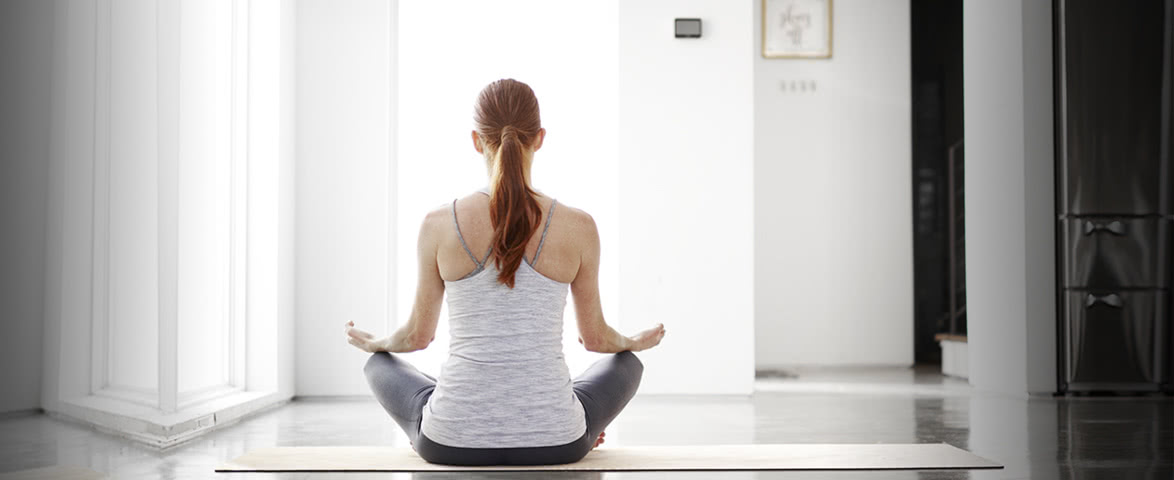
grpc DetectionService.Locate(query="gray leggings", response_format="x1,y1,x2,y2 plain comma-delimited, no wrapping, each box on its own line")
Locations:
363,351,643,466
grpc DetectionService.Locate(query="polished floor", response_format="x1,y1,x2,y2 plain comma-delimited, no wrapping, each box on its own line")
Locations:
1,366,1170,479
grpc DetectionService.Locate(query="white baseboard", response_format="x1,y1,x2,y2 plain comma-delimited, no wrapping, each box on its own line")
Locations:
49,390,290,449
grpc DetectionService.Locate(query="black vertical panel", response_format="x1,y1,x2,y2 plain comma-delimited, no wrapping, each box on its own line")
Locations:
1062,0,1169,215
1057,0,1174,394
1165,0,1174,394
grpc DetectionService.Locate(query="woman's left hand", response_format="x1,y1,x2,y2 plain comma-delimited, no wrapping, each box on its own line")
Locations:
345,321,388,353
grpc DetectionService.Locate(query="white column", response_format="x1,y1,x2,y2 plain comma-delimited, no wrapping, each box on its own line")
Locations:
963,0,1057,397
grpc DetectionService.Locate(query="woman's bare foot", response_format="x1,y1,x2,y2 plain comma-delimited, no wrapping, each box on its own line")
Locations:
591,431,605,450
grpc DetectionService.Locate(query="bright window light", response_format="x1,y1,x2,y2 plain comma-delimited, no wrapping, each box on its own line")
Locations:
397,0,620,377
176,0,234,397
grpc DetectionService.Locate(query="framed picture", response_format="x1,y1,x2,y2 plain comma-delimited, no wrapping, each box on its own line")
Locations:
762,0,833,59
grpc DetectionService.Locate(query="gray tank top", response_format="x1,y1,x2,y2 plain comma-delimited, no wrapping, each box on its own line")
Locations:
420,193,587,448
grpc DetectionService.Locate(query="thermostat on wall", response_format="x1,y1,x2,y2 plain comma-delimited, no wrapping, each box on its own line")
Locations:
675,18,702,38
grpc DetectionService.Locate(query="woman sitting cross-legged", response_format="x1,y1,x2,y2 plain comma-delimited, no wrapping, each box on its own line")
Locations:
345,78,666,466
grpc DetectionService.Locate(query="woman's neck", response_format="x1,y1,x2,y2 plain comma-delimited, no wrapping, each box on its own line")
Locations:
485,157,533,187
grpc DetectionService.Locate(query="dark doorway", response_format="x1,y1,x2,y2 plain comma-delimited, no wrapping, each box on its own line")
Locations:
911,0,966,365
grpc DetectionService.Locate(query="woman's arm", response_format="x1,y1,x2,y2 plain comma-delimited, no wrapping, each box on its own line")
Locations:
346,210,445,353
570,212,665,353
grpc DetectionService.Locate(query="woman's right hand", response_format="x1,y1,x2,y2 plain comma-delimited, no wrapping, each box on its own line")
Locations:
345,321,389,353
626,323,666,352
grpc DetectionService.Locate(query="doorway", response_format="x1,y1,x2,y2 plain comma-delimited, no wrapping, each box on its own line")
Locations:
911,0,966,366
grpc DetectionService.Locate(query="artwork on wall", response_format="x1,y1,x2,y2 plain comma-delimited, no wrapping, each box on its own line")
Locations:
762,0,833,59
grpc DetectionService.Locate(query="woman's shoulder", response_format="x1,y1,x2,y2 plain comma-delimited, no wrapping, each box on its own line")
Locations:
550,200,595,233
419,191,482,236
547,199,599,250
434,191,489,223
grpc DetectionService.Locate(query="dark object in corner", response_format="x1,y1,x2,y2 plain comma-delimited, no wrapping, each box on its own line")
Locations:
1054,0,1174,395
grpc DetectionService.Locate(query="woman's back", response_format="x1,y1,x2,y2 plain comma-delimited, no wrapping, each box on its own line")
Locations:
421,190,588,448
436,191,584,284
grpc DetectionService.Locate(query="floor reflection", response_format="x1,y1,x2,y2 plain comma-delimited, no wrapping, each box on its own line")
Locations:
1055,398,1172,479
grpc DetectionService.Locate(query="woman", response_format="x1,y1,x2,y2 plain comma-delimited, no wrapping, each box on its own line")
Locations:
344,78,666,466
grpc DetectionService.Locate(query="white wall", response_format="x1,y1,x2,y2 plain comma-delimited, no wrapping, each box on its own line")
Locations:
294,0,756,396
618,0,756,394
295,0,394,396
963,0,1056,397
0,0,52,414
753,0,913,368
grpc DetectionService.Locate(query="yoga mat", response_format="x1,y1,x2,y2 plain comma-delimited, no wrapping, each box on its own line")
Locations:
217,443,1002,472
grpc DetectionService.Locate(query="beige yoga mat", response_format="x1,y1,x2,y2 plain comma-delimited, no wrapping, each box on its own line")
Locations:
217,443,1002,472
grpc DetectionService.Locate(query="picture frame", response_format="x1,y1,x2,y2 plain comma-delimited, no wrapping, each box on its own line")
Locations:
762,0,833,59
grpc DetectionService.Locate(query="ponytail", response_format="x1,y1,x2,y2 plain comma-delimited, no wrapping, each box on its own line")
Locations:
475,79,543,288
488,126,541,288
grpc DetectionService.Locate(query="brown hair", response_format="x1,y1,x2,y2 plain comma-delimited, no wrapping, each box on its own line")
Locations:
474,79,542,288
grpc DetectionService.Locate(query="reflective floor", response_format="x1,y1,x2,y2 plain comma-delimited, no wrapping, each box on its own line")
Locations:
1,366,1170,479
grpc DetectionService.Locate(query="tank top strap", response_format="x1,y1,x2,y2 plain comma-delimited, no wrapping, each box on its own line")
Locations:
451,199,485,268
531,198,558,265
